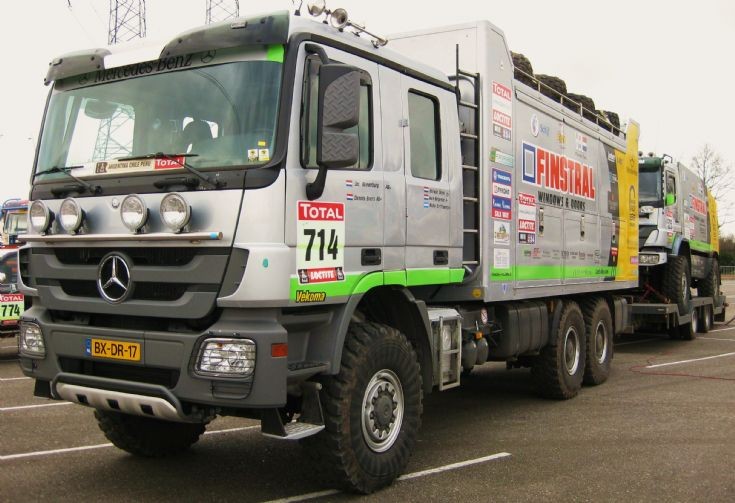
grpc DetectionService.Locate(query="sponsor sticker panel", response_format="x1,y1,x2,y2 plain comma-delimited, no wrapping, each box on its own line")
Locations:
296,201,345,286
492,81,513,141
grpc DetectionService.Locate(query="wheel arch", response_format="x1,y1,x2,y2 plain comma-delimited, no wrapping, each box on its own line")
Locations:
672,237,691,266
316,286,434,395
359,286,435,395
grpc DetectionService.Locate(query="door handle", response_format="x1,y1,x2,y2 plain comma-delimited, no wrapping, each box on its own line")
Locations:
538,207,544,235
361,248,382,266
580,214,585,240
433,250,449,266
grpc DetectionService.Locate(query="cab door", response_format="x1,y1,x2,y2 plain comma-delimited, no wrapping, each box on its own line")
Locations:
664,169,682,233
284,44,383,304
400,76,452,281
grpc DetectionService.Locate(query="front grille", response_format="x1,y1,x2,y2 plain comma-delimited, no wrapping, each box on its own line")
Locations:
59,357,180,389
53,247,203,266
25,246,231,319
59,279,189,301
18,248,31,287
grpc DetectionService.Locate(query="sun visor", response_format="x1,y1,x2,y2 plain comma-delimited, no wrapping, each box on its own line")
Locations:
159,11,289,59
44,48,111,85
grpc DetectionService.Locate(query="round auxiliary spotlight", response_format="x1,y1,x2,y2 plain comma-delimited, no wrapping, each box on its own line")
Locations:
120,194,148,233
59,198,84,233
160,193,191,233
306,0,326,16
29,200,52,234
330,8,349,29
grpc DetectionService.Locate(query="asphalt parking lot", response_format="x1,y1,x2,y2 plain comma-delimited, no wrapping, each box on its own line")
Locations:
2,286,735,502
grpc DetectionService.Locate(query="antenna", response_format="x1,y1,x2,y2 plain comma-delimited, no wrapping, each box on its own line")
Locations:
93,1,147,161
206,0,240,24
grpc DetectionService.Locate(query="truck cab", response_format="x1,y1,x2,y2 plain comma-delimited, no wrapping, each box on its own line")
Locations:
0,199,28,257
17,6,641,493
638,154,721,315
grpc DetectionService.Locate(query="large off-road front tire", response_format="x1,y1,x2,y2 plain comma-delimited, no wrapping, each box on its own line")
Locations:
303,322,422,494
582,298,613,386
94,410,206,457
662,255,691,315
532,301,586,399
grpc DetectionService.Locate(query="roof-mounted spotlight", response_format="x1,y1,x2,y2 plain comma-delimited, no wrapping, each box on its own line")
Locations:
330,8,349,29
306,1,388,48
307,0,326,16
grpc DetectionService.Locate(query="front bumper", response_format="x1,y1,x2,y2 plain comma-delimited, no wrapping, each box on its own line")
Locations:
19,305,289,418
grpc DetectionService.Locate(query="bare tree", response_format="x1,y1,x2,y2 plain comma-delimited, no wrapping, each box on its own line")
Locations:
691,144,734,229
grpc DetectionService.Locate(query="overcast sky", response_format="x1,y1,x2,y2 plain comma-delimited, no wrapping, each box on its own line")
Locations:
2,1,734,232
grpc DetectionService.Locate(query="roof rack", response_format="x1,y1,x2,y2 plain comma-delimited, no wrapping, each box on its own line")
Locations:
512,66,625,139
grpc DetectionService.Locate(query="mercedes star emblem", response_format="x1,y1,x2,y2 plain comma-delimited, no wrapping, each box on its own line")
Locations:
97,253,133,303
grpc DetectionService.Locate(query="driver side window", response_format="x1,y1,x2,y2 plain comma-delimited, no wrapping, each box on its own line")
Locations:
300,55,372,170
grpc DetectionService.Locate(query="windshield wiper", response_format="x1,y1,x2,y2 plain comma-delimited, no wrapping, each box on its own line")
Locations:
33,165,101,195
117,152,224,189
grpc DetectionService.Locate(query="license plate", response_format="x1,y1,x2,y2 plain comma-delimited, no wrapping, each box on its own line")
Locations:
85,338,141,362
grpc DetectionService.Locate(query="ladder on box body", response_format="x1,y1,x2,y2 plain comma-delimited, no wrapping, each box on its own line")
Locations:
450,45,481,282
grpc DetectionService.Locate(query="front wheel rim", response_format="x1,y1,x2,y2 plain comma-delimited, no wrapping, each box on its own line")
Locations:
563,326,581,375
681,273,688,302
361,369,404,453
691,308,698,333
594,320,608,364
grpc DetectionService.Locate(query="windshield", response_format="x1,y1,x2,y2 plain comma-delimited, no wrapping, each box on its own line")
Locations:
3,212,27,236
36,51,282,182
639,168,662,205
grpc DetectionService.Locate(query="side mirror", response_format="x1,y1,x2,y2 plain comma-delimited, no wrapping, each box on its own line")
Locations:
0,272,6,284
317,64,360,168
307,63,360,200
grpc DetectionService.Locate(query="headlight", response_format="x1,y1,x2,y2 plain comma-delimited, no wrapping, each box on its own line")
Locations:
29,200,52,234
19,321,45,357
196,338,256,377
639,253,661,265
120,195,148,232
59,198,84,233
160,193,190,232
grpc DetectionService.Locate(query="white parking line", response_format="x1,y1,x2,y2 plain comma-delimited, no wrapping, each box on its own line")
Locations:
616,338,659,346
264,452,512,503
708,326,735,333
0,425,258,461
203,425,258,436
0,443,112,461
645,351,735,369
0,402,72,412
699,337,735,342
0,376,30,381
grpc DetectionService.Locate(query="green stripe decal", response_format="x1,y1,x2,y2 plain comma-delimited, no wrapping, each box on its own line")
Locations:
406,269,451,286
689,239,712,253
290,268,464,301
266,44,285,63
490,265,617,282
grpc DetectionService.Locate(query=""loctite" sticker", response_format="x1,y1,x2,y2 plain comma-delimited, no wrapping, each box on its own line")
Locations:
297,201,345,285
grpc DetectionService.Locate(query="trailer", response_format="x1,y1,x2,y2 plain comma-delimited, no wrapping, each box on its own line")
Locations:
626,295,724,340
18,5,647,493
